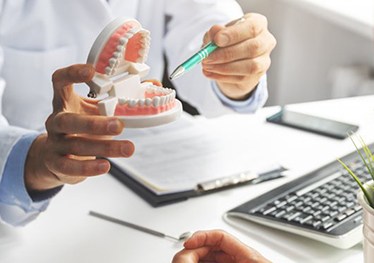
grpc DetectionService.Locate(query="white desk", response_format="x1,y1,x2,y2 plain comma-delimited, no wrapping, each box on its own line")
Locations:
1,96,374,263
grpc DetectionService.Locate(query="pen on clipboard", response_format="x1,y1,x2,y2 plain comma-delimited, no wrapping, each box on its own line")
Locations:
196,166,287,192
169,16,246,80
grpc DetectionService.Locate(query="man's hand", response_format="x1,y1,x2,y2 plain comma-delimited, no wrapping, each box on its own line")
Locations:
25,64,135,191
172,230,271,263
202,13,276,100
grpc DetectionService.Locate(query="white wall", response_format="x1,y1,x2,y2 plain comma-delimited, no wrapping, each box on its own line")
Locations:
237,0,374,106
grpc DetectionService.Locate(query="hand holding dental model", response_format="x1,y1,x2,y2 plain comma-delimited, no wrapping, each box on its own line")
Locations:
25,18,184,191
24,63,135,191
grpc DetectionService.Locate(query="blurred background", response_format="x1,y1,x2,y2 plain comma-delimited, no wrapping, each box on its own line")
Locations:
237,0,374,106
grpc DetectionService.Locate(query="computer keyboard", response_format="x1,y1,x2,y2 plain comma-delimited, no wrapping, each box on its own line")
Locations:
224,143,374,249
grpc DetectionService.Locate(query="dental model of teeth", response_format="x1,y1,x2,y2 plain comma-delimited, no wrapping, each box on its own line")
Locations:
86,18,182,128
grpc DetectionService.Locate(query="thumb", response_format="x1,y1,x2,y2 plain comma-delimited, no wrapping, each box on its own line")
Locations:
51,64,95,112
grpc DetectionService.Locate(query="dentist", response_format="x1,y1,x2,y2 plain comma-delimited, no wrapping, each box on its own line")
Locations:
0,0,276,226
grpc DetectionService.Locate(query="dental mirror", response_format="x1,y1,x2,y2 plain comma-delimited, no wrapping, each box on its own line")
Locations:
89,211,191,242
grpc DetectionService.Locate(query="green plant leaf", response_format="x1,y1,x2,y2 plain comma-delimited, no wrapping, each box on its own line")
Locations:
359,135,374,181
349,135,373,177
337,159,374,208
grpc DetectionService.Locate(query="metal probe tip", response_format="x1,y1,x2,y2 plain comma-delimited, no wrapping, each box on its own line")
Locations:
169,66,185,80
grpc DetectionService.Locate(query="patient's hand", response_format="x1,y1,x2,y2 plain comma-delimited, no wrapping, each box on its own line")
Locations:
172,230,271,263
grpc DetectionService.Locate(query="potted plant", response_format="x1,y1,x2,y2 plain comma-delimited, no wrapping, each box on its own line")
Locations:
338,135,374,263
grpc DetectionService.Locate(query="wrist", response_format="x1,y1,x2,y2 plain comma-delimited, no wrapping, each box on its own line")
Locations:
24,134,63,192
217,80,259,101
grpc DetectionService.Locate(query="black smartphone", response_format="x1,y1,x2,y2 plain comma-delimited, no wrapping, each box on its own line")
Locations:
266,108,359,139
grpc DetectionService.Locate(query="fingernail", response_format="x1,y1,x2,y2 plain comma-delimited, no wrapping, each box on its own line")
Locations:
122,142,134,157
108,119,121,133
217,33,230,46
98,162,109,172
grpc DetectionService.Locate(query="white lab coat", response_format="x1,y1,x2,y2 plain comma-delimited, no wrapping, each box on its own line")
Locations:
0,0,244,196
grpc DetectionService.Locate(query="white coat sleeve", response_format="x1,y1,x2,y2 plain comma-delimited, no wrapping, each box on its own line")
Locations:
164,0,267,117
0,45,52,226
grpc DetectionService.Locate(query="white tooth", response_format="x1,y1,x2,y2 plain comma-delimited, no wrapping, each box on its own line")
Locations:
166,94,171,103
152,96,160,107
118,98,128,105
141,30,150,37
141,37,151,47
105,67,112,75
119,37,128,45
116,45,124,52
145,98,152,106
160,96,166,105
113,52,121,58
138,99,145,107
109,58,116,66
138,49,145,56
129,99,138,107
128,29,137,34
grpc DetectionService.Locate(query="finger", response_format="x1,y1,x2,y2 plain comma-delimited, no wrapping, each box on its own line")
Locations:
203,56,271,77
51,64,95,112
45,155,111,180
172,247,211,263
184,230,254,258
206,24,224,45
214,13,268,47
204,31,276,64
203,31,212,46
46,112,124,136
58,137,134,158
52,64,95,91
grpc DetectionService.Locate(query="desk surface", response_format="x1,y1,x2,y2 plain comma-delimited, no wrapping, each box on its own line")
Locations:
2,95,374,263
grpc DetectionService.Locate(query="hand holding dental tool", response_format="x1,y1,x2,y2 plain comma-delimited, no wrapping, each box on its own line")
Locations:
171,13,277,101
169,17,245,81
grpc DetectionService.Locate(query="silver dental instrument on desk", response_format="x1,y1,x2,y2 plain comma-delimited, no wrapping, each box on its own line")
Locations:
89,211,191,242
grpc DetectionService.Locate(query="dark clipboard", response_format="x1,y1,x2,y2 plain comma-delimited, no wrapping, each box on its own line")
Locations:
109,161,287,207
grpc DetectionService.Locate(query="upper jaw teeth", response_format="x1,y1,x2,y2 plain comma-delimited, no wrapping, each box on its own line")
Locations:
105,28,150,75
